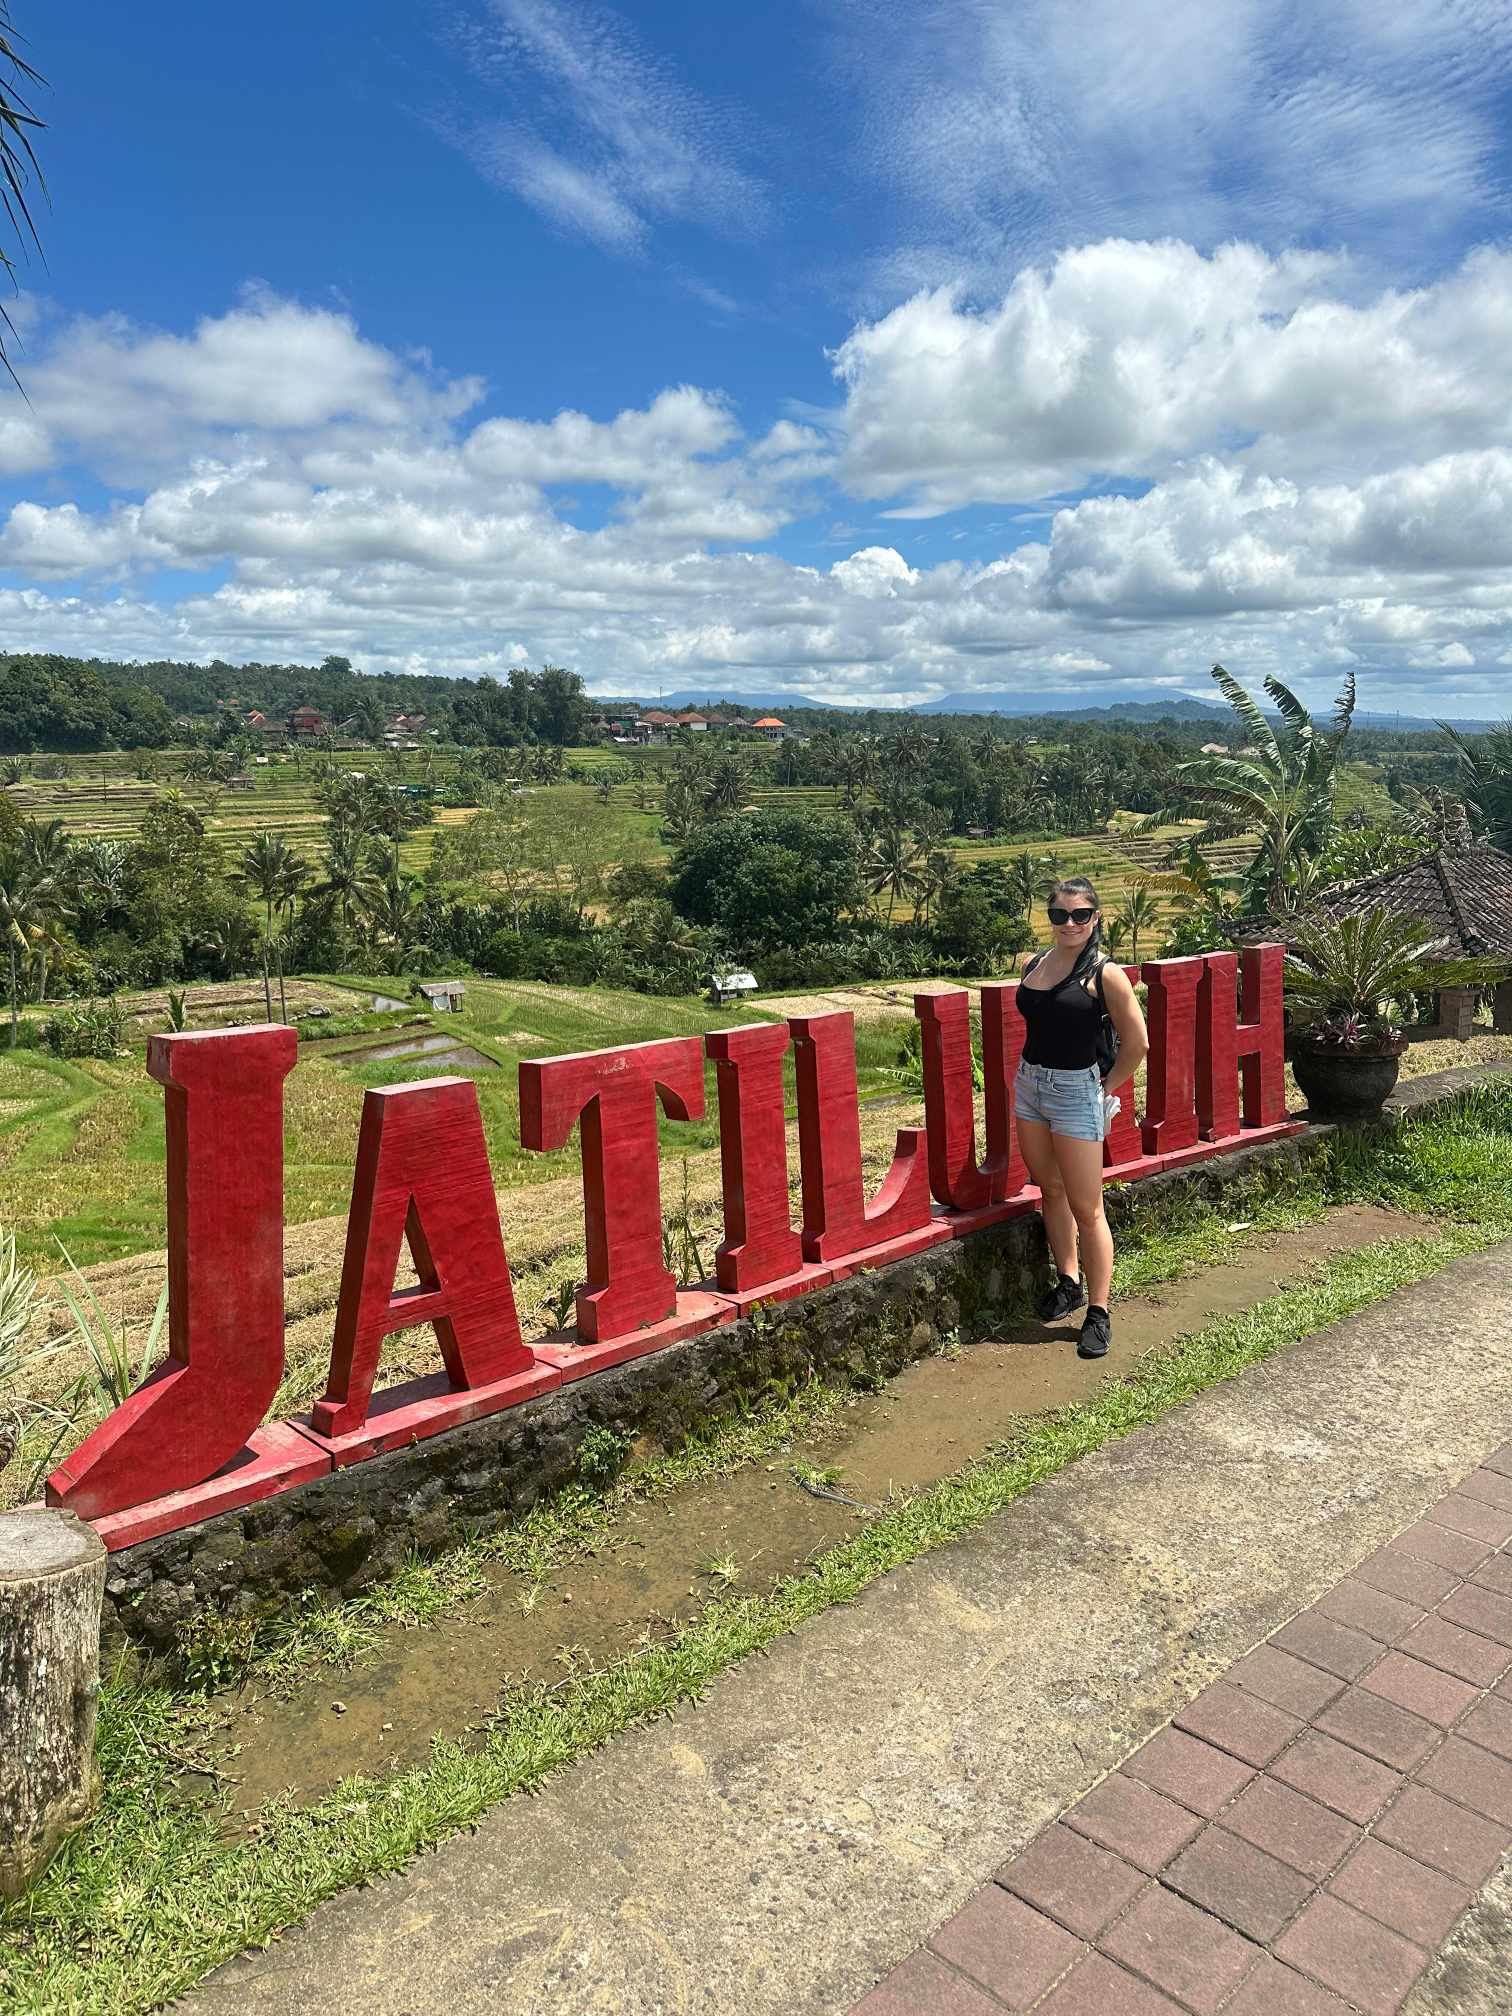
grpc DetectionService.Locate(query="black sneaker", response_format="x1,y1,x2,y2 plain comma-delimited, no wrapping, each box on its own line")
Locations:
1037,1273,1087,1322
1078,1306,1112,1359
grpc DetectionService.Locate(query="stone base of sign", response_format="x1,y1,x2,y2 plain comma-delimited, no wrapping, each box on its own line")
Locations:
89,1067,1509,1656
289,1362,561,1470
715,1264,838,1318
93,1422,332,1551
534,1292,736,1383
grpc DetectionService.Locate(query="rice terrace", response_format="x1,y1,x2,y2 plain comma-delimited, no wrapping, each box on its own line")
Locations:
5,6,1512,2015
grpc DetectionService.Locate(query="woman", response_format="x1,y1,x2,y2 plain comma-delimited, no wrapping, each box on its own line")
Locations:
1014,875,1148,1359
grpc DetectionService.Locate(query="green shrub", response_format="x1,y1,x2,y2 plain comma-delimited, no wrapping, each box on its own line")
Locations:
577,1423,630,1491
41,997,126,1058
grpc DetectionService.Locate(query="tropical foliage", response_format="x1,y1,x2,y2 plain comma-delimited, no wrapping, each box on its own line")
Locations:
1165,664,1358,913
1283,908,1497,1050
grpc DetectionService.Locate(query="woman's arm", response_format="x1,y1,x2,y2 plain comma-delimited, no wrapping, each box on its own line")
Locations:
1099,961,1148,1094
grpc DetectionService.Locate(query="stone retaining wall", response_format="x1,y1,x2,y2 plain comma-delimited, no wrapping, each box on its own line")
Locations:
100,1064,1508,1655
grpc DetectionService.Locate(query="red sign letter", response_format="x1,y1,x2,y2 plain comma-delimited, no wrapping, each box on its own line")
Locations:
915,990,993,1209
49,1026,297,1519
519,1036,705,1341
309,1077,551,1450
980,982,1032,1201
1102,965,1156,1174
788,1011,934,1264
1140,957,1204,1156
706,1024,804,1293
1196,945,1288,1138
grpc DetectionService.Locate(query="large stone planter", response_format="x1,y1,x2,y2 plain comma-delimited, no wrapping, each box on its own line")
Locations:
1292,1043,1404,1119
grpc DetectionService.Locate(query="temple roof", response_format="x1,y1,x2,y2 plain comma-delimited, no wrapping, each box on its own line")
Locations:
1302,842,1512,959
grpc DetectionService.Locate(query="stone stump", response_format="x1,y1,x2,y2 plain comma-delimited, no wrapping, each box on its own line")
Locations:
0,1507,106,1900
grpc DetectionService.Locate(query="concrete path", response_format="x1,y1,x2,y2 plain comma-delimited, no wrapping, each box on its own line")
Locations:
187,1241,1512,2016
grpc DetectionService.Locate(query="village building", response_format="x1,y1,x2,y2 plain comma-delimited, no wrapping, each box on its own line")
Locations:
287,705,329,739
751,715,787,742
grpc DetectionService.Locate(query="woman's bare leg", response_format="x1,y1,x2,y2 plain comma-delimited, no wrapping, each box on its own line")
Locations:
1017,1116,1079,1280
1053,1133,1113,1306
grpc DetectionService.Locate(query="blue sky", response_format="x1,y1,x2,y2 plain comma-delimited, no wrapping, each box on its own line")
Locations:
2,0,1512,710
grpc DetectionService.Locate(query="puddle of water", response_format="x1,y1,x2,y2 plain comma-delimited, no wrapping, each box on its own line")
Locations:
330,1033,499,1070
205,1203,1431,1819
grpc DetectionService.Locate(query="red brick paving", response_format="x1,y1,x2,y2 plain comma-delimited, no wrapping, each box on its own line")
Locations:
1327,1836,1472,1948
1313,1576,1421,1646
1274,1894,1427,2014
1099,1882,1258,2012
1121,1727,1255,1817
1174,1682,1303,1768
995,1823,1145,1941
848,1448,1512,2015
1059,1771,1202,1873
1219,1775,1357,1882
928,1887,1082,2010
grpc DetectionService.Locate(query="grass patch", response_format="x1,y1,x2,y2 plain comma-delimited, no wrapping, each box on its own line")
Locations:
4,1084,1511,2012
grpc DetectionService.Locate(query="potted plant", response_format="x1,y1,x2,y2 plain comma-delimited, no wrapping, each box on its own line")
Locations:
1283,908,1495,1118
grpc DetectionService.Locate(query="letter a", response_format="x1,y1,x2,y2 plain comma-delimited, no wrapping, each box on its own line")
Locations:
313,1077,536,1439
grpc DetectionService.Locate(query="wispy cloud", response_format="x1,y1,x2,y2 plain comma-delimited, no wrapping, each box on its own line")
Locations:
446,0,768,252
829,0,1512,296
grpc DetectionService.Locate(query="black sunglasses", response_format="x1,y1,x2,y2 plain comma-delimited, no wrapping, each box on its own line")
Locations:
1047,905,1097,926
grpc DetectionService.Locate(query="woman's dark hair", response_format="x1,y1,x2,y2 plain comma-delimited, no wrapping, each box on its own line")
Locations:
1049,875,1104,983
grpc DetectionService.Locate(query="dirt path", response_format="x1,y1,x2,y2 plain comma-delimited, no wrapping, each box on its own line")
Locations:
209,1200,1429,1819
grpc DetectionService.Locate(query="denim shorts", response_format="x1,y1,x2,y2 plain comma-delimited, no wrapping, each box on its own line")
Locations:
1015,1060,1107,1143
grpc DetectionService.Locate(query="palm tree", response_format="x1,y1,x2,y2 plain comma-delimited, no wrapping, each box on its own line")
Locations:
837,738,880,807
915,848,955,924
319,828,376,937
361,845,427,975
660,771,704,844
867,824,925,919
205,911,258,980
74,837,128,926
702,755,748,819
890,723,932,777
1167,664,1357,913
16,820,70,1004
0,9,45,389
237,833,309,1021
1116,881,1161,963
0,852,62,1045
1438,719,1512,852
1003,850,1053,923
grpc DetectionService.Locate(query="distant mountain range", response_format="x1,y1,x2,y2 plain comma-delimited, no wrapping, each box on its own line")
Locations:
590,687,1493,732
595,689,825,712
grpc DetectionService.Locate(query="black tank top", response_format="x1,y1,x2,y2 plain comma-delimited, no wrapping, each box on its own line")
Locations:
1016,957,1102,1069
